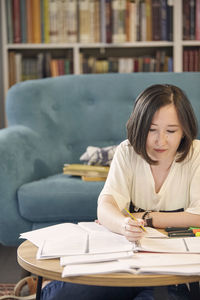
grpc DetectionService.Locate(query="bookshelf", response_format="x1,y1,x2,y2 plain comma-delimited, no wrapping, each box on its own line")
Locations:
1,0,200,127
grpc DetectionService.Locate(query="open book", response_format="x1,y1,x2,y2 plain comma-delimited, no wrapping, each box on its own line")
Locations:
135,236,200,253
20,221,200,260
62,253,200,277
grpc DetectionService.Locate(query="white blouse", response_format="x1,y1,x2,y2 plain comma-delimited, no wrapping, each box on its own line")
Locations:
99,139,200,215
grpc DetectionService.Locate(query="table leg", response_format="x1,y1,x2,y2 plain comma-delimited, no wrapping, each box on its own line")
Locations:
36,276,43,300
153,286,168,300
189,282,200,300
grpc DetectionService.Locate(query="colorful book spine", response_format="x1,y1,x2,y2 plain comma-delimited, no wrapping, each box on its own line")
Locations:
190,0,196,40
32,0,41,43
152,0,161,41
6,0,13,43
43,0,50,43
49,0,58,43
20,0,27,43
196,0,200,40
106,0,112,43
100,0,106,43
160,0,167,40
26,0,33,43
167,0,173,41
67,0,78,43
146,0,152,41
79,0,91,43
13,0,21,43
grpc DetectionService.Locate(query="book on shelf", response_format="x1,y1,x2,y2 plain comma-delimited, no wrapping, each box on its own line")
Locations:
8,51,73,86
183,48,200,71
6,0,178,44
105,0,112,43
20,0,27,43
196,0,200,40
146,0,152,41
152,0,161,40
79,49,173,74
32,0,42,43
78,0,91,43
167,0,173,41
112,0,126,43
190,0,196,40
42,0,50,43
26,0,33,43
13,0,21,43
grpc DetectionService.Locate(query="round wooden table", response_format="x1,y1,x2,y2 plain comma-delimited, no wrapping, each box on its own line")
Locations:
17,240,200,300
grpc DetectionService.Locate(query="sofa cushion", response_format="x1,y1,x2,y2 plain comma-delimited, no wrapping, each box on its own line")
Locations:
18,174,104,223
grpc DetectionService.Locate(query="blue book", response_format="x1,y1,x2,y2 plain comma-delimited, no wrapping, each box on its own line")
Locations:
160,0,167,41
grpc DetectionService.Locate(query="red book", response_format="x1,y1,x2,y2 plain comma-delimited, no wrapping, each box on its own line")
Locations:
188,49,194,71
13,0,21,43
194,49,199,71
26,0,33,43
183,49,189,71
183,0,190,40
105,0,112,43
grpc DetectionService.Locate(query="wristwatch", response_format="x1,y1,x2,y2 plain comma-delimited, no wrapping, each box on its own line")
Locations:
142,211,154,227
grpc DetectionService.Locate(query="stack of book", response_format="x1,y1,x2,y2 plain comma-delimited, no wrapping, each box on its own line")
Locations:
63,164,109,181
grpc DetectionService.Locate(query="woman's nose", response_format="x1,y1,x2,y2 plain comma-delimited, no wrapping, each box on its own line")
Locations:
156,132,167,146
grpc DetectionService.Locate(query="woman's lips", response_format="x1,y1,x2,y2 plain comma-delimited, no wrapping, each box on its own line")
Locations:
154,149,167,153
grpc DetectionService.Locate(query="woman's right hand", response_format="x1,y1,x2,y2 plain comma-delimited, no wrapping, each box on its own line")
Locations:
122,217,145,242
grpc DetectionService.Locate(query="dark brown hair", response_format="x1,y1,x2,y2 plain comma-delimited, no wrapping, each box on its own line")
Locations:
126,84,198,164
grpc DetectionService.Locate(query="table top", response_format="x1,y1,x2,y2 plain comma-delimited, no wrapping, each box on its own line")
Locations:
17,240,200,287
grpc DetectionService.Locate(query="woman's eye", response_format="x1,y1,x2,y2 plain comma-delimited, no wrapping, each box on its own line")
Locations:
167,130,176,133
149,128,156,132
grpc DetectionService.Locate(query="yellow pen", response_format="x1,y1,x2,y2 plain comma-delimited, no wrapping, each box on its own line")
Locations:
124,208,146,232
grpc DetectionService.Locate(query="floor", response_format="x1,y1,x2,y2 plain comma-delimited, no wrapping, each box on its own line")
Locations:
0,244,28,283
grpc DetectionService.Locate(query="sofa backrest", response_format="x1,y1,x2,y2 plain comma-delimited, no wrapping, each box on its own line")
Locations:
6,72,200,175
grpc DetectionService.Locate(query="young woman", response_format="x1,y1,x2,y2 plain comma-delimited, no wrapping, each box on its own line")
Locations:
41,84,200,300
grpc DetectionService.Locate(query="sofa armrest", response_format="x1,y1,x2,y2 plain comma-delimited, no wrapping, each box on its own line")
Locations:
0,125,45,246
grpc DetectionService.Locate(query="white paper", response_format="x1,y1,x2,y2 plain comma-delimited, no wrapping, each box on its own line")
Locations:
62,261,132,277
137,236,200,253
20,223,86,247
89,231,133,254
119,253,200,268
78,222,111,233
37,231,88,259
138,264,200,276
144,227,168,238
60,251,133,266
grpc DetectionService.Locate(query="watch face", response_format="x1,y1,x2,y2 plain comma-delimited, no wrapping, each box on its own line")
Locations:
146,218,153,227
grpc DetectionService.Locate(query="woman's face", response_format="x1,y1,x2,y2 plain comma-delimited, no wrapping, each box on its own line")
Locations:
146,104,184,164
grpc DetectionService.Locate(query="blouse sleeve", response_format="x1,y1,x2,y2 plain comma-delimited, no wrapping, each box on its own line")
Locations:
98,140,134,211
186,142,200,215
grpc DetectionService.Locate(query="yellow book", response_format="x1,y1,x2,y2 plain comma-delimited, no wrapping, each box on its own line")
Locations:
81,176,107,181
32,0,41,43
43,0,50,43
63,164,109,178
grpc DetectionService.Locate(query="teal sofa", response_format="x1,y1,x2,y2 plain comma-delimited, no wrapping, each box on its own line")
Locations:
1,72,200,246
